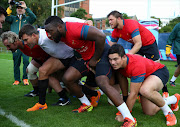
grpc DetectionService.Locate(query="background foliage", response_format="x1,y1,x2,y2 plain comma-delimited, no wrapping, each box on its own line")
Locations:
0,0,179,33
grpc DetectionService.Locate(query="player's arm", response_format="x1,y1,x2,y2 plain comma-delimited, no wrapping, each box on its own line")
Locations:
126,81,142,111
109,32,118,46
128,35,142,54
86,26,106,67
117,72,129,100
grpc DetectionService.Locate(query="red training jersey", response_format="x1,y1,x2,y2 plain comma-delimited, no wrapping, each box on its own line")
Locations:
61,22,95,61
20,44,49,63
119,54,165,83
111,19,155,46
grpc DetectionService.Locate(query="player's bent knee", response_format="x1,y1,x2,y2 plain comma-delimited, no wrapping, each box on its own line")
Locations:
39,66,49,77
143,110,157,116
27,62,38,80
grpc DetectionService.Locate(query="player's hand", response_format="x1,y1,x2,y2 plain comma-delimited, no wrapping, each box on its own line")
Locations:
19,1,27,9
8,0,11,4
85,20,93,26
85,60,96,74
166,53,170,57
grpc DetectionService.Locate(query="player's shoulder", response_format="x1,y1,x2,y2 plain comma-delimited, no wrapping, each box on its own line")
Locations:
125,19,138,26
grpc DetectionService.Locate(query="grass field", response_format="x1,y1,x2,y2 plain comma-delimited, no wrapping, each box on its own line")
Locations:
0,52,180,127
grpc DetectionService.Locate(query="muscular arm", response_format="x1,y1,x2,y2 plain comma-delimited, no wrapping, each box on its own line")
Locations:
126,82,142,111
117,72,129,97
86,26,106,67
128,35,142,54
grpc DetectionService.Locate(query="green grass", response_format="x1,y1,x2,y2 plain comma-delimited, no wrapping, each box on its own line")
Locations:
0,52,180,127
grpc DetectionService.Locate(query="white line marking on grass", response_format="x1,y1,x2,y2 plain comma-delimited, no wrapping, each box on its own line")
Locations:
0,107,31,127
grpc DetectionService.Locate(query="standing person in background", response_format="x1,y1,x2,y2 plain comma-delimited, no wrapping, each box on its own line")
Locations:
166,23,180,87
0,6,7,28
107,10,169,98
5,0,36,85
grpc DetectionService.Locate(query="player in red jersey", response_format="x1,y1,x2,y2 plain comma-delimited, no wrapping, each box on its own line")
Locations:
107,10,169,101
108,44,180,126
1,31,70,105
44,16,137,127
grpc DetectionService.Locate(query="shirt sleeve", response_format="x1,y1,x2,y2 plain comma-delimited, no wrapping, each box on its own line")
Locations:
111,30,118,42
80,25,89,40
130,64,145,83
128,20,140,38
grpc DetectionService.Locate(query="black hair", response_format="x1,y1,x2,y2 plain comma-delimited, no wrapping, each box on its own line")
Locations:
0,6,7,17
108,44,125,57
107,10,123,19
19,24,38,39
44,16,64,26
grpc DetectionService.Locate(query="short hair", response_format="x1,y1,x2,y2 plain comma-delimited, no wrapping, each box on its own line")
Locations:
1,31,19,44
0,6,7,17
44,16,64,26
19,24,38,39
107,10,123,19
108,44,125,57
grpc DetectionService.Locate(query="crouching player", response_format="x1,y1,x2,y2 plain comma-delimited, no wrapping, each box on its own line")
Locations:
108,44,180,126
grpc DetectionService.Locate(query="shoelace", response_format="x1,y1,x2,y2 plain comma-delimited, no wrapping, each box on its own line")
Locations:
122,119,130,126
166,113,174,121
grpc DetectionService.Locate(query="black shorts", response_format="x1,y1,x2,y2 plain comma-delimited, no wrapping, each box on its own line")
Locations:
72,43,112,79
59,56,76,68
151,66,169,86
85,71,97,87
33,55,51,65
137,41,160,61
176,55,180,65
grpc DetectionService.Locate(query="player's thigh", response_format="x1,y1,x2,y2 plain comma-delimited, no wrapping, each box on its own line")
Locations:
40,57,65,75
140,75,163,94
63,59,88,82
140,95,160,116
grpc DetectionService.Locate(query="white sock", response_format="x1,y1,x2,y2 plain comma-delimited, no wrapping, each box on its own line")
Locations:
164,95,177,105
78,94,91,106
117,102,135,122
170,75,177,82
99,89,104,95
160,104,172,116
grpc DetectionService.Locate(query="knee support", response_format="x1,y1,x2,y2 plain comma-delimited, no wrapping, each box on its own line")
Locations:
27,62,39,80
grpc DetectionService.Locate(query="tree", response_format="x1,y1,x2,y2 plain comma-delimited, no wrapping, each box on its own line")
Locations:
70,8,87,19
159,17,180,33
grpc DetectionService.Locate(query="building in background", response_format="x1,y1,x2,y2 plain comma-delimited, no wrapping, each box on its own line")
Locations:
59,0,92,18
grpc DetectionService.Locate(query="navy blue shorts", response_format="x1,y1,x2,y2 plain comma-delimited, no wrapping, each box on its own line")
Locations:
59,56,76,68
137,41,160,61
151,66,169,86
71,43,112,79
176,55,180,65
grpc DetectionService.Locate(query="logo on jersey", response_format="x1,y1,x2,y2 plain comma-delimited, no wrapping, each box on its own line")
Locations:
72,40,75,45
75,46,88,53
119,34,122,37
